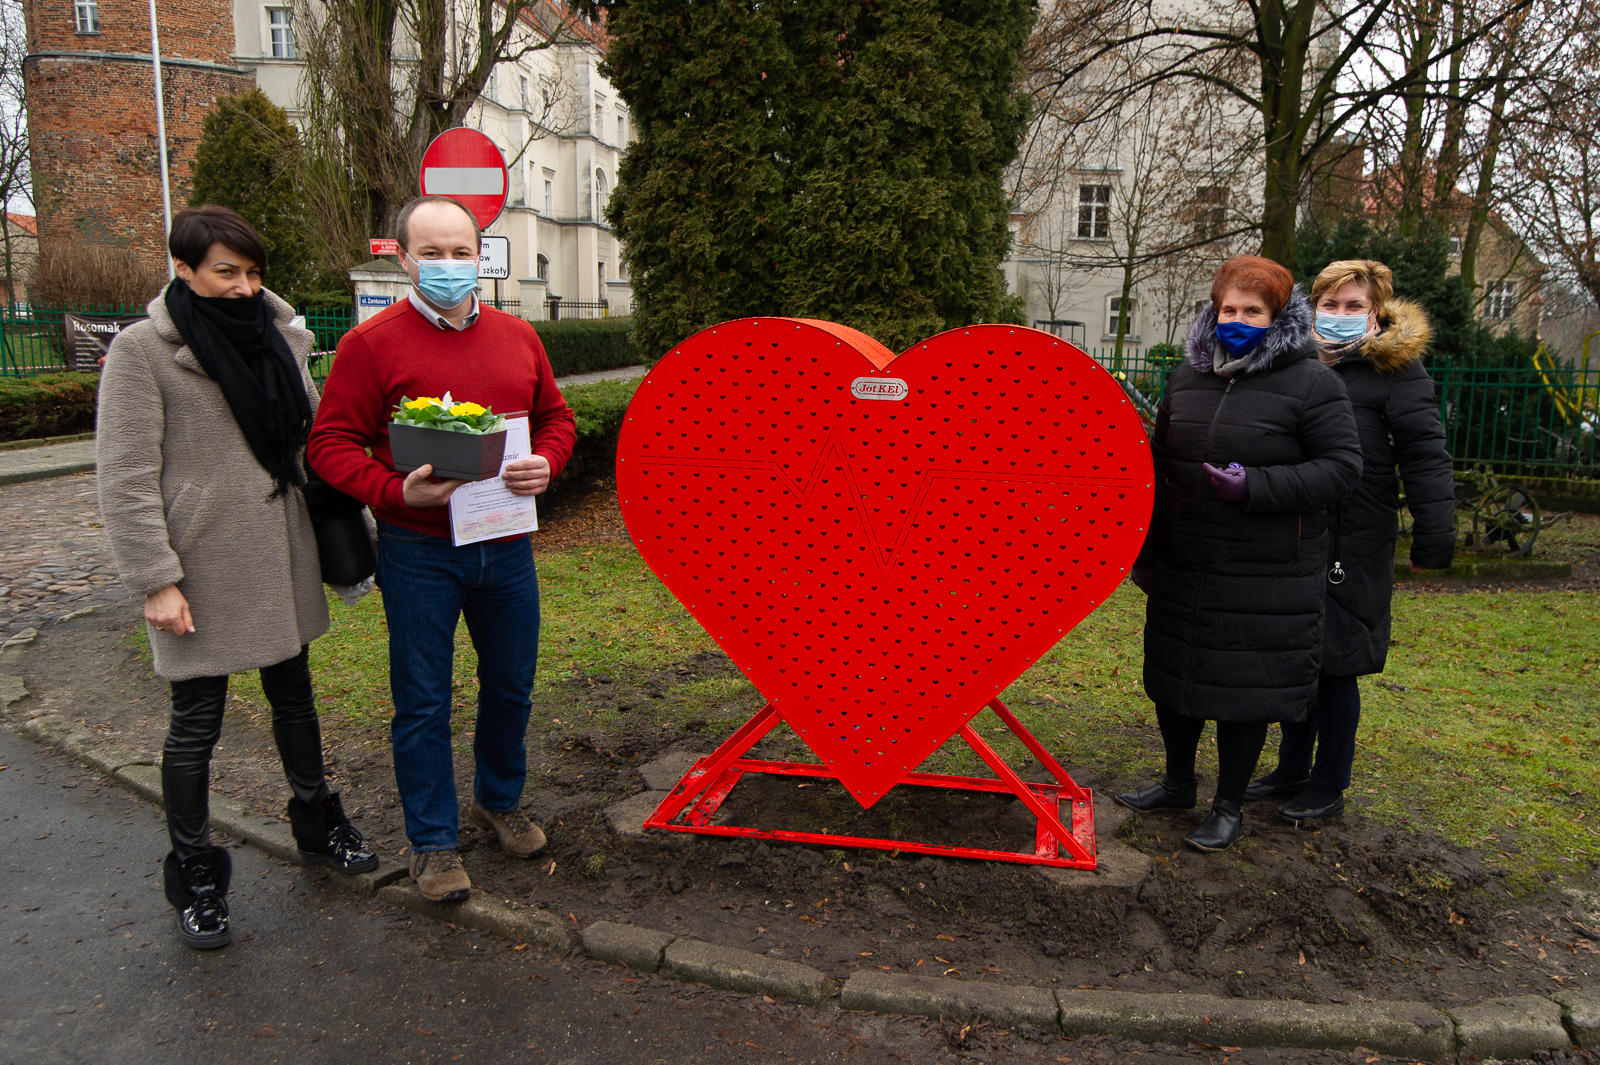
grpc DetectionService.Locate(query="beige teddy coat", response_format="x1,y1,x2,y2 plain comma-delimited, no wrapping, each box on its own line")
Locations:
96,286,330,681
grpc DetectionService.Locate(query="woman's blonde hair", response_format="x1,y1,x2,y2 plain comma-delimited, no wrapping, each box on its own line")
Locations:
1311,259,1394,314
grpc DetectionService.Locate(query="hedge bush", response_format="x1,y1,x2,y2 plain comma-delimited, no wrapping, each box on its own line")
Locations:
556,376,640,482
536,319,641,377
0,373,100,442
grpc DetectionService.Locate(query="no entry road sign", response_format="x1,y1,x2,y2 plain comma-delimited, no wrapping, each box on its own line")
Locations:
419,128,509,230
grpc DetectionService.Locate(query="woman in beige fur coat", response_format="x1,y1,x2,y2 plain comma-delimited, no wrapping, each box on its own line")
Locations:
96,206,375,950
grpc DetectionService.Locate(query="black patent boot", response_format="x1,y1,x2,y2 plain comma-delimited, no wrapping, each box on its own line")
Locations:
1115,777,1198,812
163,846,232,950
288,792,379,874
1185,799,1244,853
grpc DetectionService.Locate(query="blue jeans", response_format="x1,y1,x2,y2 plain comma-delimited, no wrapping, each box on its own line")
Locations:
375,520,541,852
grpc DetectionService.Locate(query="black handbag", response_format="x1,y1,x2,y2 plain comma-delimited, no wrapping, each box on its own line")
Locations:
301,467,377,587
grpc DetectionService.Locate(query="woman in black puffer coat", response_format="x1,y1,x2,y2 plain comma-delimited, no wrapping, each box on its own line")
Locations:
1246,260,1454,825
1120,255,1362,853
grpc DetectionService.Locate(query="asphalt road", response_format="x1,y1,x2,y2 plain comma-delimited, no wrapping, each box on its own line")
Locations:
0,724,961,1065
0,725,1388,1065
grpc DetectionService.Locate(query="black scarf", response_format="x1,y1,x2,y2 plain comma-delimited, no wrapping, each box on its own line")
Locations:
164,280,312,497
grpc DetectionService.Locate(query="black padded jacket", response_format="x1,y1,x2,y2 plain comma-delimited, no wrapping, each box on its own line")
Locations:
1137,292,1362,723
1320,298,1455,677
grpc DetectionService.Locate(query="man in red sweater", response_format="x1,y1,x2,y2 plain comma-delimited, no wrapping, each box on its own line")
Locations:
307,195,576,903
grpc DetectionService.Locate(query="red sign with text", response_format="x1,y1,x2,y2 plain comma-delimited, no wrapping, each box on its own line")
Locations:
419,128,509,230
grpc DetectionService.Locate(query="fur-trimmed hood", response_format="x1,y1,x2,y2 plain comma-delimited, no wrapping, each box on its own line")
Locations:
1184,289,1316,375
1358,297,1432,373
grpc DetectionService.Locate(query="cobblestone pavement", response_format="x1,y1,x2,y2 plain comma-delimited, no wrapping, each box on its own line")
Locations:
1,471,131,635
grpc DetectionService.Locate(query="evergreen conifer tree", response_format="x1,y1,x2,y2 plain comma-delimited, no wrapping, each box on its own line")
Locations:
188,90,323,303
604,0,1033,358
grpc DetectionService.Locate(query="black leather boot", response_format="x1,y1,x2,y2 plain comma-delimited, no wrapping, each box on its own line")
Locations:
1115,778,1198,812
287,792,379,874
1185,799,1244,852
163,846,232,950
1242,770,1310,802
1276,790,1346,825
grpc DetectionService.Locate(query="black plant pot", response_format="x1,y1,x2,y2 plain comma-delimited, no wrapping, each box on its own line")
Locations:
388,422,508,482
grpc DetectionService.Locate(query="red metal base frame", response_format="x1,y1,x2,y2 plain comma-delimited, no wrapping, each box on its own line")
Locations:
644,699,1097,869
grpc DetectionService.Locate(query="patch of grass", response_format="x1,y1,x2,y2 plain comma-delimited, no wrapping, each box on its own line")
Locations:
214,540,1600,887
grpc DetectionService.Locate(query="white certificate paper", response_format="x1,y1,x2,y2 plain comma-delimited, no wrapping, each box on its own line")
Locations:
448,415,538,545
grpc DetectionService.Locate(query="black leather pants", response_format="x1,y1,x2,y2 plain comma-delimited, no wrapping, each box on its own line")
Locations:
162,646,329,859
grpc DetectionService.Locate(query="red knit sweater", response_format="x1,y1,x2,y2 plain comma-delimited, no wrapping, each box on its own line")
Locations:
307,301,577,539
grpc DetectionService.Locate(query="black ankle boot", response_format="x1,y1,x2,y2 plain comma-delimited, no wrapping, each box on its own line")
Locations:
1185,799,1244,852
163,846,232,950
288,792,379,874
1242,769,1310,802
1115,778,1198,812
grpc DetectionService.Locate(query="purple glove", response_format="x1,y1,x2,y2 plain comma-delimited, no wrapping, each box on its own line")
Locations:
1203,462,1249,503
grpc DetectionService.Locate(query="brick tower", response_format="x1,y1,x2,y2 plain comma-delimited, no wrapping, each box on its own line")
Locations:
21,0,253,267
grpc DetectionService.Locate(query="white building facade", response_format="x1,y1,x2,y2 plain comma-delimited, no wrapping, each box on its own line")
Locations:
232,1,632,318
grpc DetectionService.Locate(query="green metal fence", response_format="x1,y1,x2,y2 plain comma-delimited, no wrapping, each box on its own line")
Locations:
4,309,1595,479
1084,344,1600,479
0,302,357,378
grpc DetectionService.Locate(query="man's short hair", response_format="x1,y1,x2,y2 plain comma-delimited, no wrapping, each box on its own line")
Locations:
169,206,268,272
395,195,481,254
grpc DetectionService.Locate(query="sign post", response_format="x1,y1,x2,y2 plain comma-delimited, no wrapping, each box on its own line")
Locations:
420,128,511,306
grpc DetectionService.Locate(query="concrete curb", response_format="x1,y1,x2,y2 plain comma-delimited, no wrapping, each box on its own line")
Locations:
4,664,1592,1056
1057,989,1455,1061
662,936,837,1006
842,971,1056,1030
1448,995,1572,1059
0,460,95,486
376,884,576,952
1556,990,1600,1050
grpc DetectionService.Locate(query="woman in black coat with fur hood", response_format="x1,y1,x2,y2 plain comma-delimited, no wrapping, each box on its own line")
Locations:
1121,255,1362,852
1246,260,1454,825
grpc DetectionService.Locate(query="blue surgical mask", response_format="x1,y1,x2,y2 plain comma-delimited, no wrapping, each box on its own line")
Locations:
412,258,479,307
1216,320,1269,357
1316,310,1371,342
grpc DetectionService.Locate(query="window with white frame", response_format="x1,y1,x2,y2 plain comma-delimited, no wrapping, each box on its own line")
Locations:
593,96,606,140
594,168,608,215
1448,235,1462,258
75,0,99,32
266,7,294,57
1078,184,1111,240
543,171,554,215
617,111,628,144
1192,185,1227,242
536,254,549,281
1484,279,1517,321
519,76,529,113
1106,295,1137,338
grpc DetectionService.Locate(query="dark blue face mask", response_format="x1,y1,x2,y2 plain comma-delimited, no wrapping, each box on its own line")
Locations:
1216,320,1269,357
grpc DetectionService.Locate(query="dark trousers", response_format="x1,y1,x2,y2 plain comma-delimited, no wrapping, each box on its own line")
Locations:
1275,672,1361,797
1155,705,1270,804
162,646,329,859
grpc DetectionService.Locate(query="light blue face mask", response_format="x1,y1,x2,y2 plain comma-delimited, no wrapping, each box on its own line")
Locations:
1316,310,1371,343
412,257,479,307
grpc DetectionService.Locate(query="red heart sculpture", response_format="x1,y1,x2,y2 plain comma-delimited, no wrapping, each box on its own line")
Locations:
615,319,1153,807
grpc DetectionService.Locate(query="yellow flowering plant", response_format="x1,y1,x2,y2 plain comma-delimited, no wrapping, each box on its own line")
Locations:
391,391,506,435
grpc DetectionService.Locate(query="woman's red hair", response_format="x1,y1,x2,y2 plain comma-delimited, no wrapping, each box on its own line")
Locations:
1210,255,1295,318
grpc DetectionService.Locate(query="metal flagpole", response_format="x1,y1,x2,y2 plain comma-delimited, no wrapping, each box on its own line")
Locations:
148,0,174,280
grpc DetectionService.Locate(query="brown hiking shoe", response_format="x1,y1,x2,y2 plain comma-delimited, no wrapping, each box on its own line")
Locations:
468,801,547,858
409,849,471,902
